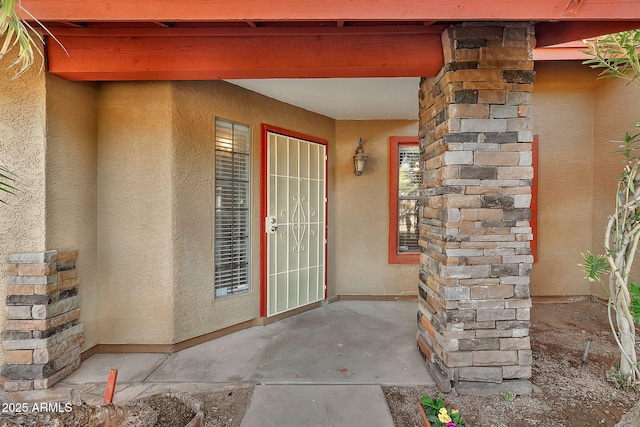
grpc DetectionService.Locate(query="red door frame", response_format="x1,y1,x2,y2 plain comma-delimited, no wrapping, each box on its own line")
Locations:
260,124,329,317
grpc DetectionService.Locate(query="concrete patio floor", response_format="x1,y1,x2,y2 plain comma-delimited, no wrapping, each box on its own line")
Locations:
1,300,434,426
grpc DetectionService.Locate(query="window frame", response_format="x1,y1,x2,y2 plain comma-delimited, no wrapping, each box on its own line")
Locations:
213,117,252,299
388,136,420,264
531,135,538,262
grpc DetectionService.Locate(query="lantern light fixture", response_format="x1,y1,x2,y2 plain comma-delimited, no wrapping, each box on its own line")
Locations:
353,138,368,176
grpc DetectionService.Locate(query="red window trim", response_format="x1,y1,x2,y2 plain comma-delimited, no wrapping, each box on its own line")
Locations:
531,135,539,262
388,136,420,264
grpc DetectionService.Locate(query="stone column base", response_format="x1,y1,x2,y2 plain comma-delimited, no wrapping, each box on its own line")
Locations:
2,249,83,391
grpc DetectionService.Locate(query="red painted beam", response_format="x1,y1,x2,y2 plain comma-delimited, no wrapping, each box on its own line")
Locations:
43,25,446,38
536,21,640,47
21,0,640,22
45,28,444,80
533,41,592,60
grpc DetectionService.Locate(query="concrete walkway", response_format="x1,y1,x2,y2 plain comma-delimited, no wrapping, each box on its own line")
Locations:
0,300,434,425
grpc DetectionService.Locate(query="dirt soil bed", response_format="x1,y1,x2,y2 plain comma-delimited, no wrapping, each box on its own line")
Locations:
193,388,253,427
0,386,253,427
383,299,640,427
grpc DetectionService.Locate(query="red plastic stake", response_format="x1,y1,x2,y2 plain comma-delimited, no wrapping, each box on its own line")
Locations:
103,369,118,404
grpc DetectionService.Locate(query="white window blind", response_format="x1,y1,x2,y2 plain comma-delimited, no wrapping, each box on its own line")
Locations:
214,119,251,297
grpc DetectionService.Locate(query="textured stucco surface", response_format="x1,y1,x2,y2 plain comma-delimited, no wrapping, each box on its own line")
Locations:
531,61,640,297
45,75,98,351
0,56,47,366
531,61,595,296
592,74,640,299
333,120,419,296
91,80,336,345
171,81,334,342
97,82,175,344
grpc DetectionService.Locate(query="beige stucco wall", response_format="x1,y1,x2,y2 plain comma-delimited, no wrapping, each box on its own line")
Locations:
45,75,98,350
531,61,640,297
96,80,335,344
171,81,335,342
0,55,47,366
333,120,419,297
97,82,175,344
531,61,595,296
592,75,640,298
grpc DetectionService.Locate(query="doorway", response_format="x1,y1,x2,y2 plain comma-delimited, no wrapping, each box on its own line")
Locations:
261,125,328,317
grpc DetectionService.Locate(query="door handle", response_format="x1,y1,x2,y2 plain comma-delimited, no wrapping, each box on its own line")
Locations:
266,216,278,234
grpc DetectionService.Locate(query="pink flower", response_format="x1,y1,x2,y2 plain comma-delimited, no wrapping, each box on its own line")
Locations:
446,423,457,427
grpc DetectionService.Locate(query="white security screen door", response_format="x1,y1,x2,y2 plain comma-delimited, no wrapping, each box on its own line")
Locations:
266,130,327,317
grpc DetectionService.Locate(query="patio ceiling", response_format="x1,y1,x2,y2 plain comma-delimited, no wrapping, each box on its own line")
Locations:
226,77,422,120
20,0,640,81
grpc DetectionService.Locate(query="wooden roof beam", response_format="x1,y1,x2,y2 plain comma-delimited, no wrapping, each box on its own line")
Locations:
45,29,444,81
44,25,446,38
564,0,585,16
536,21,640,47
21,0,640,22
52,21,85,28
533,41,592,60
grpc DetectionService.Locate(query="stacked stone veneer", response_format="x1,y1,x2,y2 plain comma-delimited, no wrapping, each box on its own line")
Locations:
2,250,83,391
417,23,535,395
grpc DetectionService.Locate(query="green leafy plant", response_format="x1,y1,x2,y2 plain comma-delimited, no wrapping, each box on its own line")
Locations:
607,364,640,390
420,396,466,427
629,282,640,325
583,30,640,85
580,29,640,387
582,251,611,283
503,391,516,402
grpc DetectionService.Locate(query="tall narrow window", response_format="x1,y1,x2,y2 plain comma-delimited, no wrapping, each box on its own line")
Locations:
389,136,420,264
214,119,251,297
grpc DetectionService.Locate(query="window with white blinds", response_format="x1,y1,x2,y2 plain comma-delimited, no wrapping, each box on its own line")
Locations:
214,119,251,298
397,144,420,253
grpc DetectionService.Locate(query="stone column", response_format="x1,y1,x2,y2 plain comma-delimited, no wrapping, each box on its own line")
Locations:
417,22,535,395
2,250,83,391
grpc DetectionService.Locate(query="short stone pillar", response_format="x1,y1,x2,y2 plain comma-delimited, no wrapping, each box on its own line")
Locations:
417,22,534,395
2,249,83,391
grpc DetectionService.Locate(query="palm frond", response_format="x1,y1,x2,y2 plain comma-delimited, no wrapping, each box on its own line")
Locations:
580,251,611,282
0,163,17,204
0,0,44,78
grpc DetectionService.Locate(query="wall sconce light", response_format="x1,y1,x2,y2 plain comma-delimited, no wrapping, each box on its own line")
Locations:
353,138,368,176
